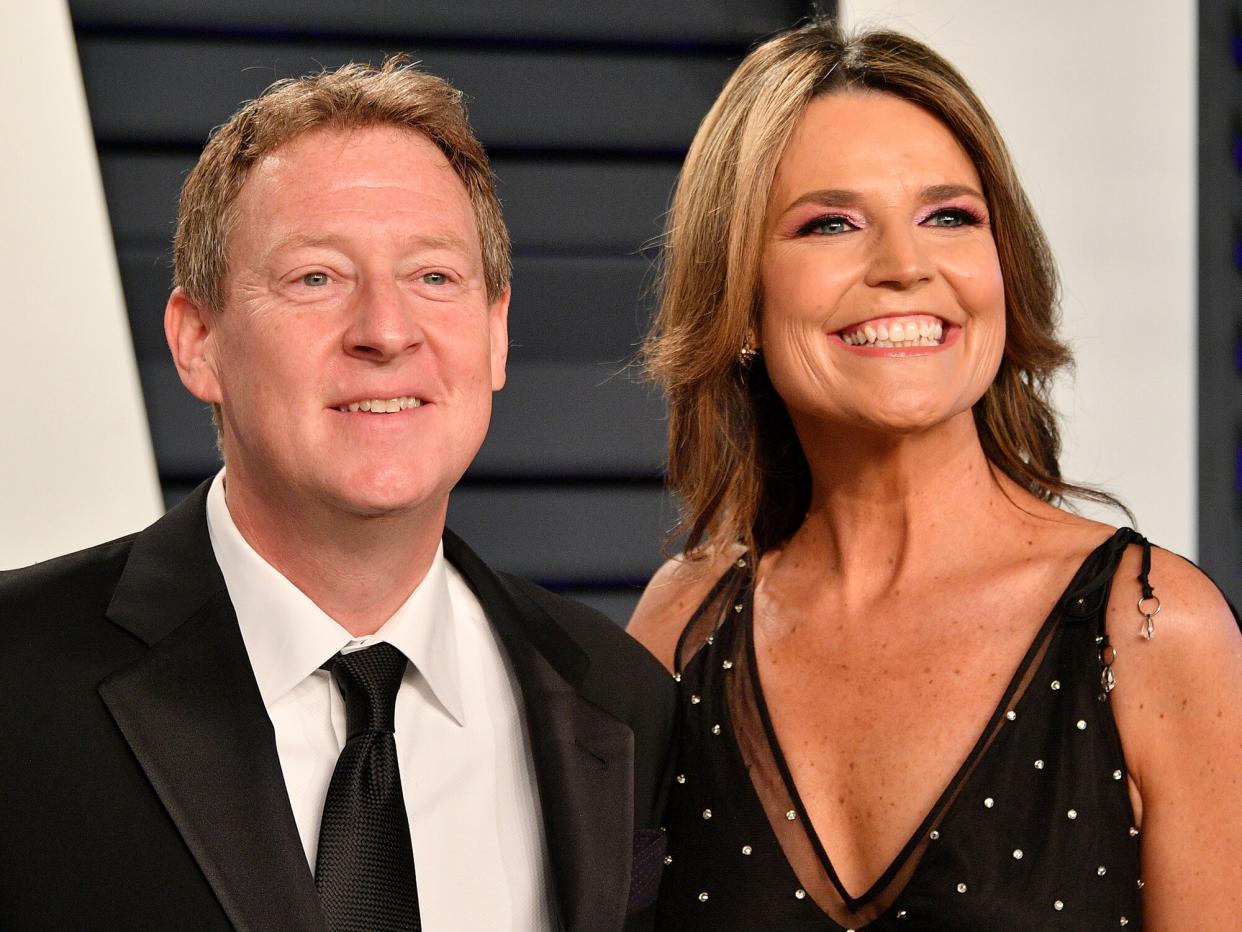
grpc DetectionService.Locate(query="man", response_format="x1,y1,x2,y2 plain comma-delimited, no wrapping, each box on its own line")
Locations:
0,60,674,931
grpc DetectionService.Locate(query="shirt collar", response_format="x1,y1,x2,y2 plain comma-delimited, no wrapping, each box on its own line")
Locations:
205,471,465,725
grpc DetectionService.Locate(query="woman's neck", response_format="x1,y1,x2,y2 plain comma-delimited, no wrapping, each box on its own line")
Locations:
780,410,1065,598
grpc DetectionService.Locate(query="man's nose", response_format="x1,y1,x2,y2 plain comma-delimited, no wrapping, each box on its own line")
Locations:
343,277,424,362
863,223,933,290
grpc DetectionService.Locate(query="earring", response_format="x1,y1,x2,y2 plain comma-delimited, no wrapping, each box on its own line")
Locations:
738,342,758,366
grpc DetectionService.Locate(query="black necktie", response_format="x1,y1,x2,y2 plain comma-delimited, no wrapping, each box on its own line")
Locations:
315,643,421,931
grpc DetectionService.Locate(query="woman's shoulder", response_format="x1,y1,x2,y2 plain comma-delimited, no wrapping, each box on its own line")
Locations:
1107,540,1242,711
627,543,746,672
1104,539,1242,920
1107,539,1240,678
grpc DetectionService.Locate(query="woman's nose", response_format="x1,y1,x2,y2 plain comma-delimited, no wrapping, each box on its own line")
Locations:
863,224,933,290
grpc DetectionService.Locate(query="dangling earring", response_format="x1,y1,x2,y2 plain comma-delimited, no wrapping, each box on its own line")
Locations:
738,341,758,367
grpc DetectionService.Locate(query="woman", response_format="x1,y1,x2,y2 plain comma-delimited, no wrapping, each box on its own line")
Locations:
629,20,1242,930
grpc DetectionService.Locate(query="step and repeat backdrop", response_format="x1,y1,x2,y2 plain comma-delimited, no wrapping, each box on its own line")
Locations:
6,1,1232,613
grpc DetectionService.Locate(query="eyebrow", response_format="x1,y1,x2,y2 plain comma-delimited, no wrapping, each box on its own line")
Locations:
262,231,474,264
783,183,987,212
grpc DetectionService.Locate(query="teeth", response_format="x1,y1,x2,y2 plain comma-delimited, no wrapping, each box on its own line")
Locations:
336,396,422,414
841,317,947,348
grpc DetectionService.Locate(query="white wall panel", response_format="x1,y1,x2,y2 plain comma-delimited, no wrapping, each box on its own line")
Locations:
0,1,161,568
840,1,1196,555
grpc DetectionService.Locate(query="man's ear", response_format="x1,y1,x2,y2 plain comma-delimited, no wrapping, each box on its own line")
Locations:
488,284,511,392
164,288,223,404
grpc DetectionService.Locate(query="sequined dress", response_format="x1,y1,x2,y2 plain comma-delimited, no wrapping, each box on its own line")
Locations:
657,529,1150,930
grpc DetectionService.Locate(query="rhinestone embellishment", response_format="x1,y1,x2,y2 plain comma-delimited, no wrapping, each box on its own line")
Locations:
1097,865,1107,876
795,889,806,900
711,724,722,735
702,809,712,819
1034,759,1045,769
956,883,967,893
1054,900,1064,911
1050,679,1061,690
676,774,686,784
1076,719,1087,730
1067,809,1078,820
1006,710,1017,721
698,892,709,903
1013,849,1023,859
984,797,994,808
741,845,752,856
722,659,734,670
690,694,701,705
785,810,797,821
1129,826,1139,837
930,830,940,840
733,603,744,613
664,854,673,865
1113,769,1123,780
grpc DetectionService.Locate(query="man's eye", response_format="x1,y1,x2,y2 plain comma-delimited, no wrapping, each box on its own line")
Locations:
301,272,330,287
421,272,449,285
797,215,856,236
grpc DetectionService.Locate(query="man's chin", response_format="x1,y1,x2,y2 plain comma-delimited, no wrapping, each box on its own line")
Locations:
320,471,456,523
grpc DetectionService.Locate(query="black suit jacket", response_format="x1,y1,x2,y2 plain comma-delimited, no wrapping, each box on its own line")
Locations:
0,483,675,931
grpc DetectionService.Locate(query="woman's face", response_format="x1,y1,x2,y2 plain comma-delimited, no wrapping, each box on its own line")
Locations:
760,91,1006,438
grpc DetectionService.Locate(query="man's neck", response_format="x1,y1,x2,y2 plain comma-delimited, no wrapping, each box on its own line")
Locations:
222,477,446,638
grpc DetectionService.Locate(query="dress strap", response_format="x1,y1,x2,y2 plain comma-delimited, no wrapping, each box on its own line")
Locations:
1055,528,1151,697
1057,528,1150,625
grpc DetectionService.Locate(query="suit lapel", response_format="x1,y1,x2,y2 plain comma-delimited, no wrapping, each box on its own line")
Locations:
99,484,327,932
444,531,635,932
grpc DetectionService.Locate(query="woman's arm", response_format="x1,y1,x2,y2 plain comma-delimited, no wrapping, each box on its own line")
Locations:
1108,545,1242,927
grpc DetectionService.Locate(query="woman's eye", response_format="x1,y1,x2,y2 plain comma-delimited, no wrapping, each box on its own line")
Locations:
799,214,856,236
301,272,330,287
925,208,978,228
421,272,449,285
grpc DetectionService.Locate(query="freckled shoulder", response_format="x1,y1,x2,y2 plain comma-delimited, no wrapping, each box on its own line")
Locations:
627,544,746,673
1106,543,1242,719
1105,543,1242,923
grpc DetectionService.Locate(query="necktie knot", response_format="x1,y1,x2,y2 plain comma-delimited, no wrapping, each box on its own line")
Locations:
330,642,408,738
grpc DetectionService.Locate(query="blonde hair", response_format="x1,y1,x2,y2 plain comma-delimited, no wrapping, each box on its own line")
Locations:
645,19,1120,558
173,55,510,310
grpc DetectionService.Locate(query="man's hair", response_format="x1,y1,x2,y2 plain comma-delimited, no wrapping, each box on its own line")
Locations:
644,19,1124,559
173,56,511,311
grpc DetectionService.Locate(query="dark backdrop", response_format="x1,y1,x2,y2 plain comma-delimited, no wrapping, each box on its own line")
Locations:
69,0,814,623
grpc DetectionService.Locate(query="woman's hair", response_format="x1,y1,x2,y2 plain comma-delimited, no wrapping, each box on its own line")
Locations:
644,18,1122,558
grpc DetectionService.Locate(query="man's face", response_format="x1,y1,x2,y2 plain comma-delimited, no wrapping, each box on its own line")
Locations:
176,125,508,521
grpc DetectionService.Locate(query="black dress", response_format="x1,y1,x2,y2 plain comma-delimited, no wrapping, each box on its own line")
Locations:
657,529,1152,930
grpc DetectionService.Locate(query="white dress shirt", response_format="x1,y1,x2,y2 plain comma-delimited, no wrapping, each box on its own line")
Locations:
205,473,554,930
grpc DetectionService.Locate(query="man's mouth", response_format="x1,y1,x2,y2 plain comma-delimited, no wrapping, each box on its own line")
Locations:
335,395,423,414
838,314,946,348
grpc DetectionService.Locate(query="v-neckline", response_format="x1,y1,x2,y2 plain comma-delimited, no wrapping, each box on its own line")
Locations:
738,529,1124,914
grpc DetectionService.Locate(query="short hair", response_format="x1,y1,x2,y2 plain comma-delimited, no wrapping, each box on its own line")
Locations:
644,19,1122,558
173,56,510,311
